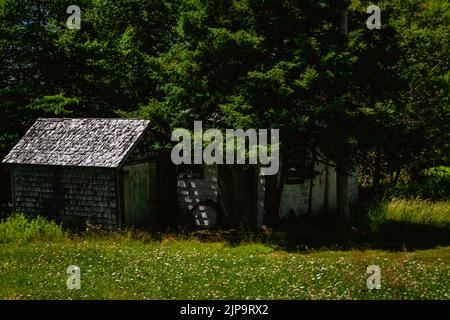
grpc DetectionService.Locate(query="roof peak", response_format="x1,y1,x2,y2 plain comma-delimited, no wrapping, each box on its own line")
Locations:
36,117,149,121
3,118,151,168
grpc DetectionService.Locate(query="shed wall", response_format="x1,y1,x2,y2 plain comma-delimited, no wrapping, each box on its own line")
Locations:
176,165,219,215
11,165,117,228
279,164,358,218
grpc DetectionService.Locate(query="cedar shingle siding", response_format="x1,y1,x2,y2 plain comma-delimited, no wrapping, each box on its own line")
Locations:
2,118,154,229
11,165,117,228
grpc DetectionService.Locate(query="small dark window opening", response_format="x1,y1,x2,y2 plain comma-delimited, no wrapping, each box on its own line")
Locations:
177,164,204,179
285,162,306,185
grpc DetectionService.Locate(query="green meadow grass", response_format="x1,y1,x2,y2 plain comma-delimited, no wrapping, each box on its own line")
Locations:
0,238,448,300
0,209,449,300
386,199,450,227
366,198,450,232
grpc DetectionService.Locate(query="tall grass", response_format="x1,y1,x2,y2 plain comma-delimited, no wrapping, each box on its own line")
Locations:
0,213,65,243
366,198,450,232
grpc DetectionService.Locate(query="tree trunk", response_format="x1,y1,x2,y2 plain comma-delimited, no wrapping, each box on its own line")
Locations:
264,161,285,226
393,168,401,185
373,149,382,187
336,3,350,222
323,161,330,212
338,6,348,36
307,160,315,215
336,163,350,221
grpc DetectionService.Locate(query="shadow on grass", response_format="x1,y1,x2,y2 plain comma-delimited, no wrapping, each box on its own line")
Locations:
190,213,450,253
3,205,448,253
271,225,450,253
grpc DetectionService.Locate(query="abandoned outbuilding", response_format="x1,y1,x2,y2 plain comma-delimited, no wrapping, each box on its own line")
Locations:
2,118,176,229
2,118,358,230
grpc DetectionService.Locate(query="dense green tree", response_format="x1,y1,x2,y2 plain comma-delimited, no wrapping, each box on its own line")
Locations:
0,0,448,217
1,0,175,148
0,0,176,207
125,0,359,221
347,0,449,185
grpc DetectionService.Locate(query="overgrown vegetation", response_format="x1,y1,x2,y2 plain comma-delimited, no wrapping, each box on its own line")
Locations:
0,214,65,243
362,166,450,201
0,205,448,300
389,167,450,201
369,199,450,230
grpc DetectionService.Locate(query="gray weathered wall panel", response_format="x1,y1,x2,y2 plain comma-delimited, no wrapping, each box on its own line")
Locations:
11,165,117,228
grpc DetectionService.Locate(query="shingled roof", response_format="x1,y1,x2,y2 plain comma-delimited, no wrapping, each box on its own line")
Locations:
2,118,151,168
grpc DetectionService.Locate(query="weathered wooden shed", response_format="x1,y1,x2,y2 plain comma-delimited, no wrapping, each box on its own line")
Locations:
2,118,176,229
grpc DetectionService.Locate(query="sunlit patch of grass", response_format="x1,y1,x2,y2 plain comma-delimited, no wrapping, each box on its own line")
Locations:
386,199,450,228
0,238,448,300
366,198,450,232
0,212,448,300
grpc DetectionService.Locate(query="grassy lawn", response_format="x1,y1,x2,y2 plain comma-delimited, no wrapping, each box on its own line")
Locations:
0,236,449,300
0,196,449,300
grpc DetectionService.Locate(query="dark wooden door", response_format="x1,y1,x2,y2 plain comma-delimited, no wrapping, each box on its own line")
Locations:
122,162,153,228
218,165,257,229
